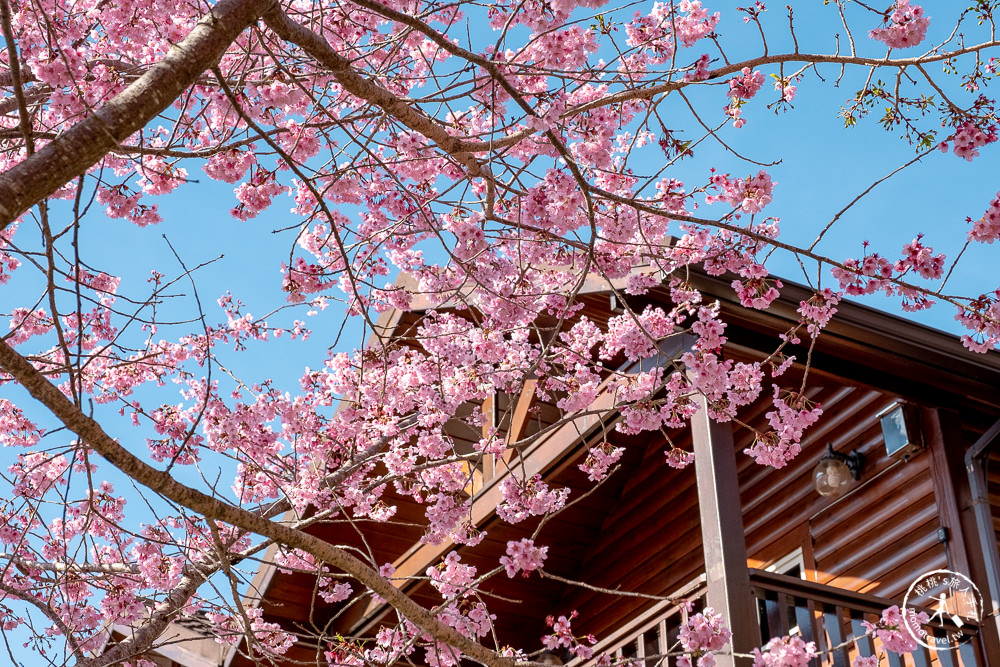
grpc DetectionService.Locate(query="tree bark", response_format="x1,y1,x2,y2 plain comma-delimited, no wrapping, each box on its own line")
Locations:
0,338,518,667
0,0,272,230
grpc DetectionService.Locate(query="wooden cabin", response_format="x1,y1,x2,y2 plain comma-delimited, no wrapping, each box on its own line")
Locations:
149,272,1000,667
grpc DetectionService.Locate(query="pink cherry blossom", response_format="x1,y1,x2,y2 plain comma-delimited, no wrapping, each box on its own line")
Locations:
500,538,549,577
869,1,930,49
678,608,732,666
969,192,1000,243
862,605,928,654
797,289,842,338
579,442,625,481
744,387,822,468
947,121,998,161
751,635,818,666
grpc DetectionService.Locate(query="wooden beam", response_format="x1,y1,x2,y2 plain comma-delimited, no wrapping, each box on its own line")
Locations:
348,387,618,636
503,379,538,467
690,393,757,665
926,407,1000,660
924,408,972,575
480,393,495,481
506,380,537,446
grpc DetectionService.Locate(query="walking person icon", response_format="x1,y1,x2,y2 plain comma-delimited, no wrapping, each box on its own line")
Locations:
928,593,950,624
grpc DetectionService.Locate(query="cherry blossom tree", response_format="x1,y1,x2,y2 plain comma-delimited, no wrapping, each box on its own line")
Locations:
0,0,997,665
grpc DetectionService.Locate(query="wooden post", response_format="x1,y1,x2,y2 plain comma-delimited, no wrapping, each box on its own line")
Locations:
690,393,758,665
924,407,1000,660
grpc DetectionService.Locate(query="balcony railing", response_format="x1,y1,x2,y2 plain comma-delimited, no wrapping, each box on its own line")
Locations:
750,569,983,667
580,570,983,667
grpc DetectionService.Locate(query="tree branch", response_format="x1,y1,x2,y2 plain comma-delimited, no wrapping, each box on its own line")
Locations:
0,338,524,667
0,0,273,229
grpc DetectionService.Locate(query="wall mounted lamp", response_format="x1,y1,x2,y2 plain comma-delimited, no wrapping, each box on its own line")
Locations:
813,443,864,498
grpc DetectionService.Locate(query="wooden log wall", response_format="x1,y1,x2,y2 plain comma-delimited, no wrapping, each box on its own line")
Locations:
988,450,1000,552
558,379,950,642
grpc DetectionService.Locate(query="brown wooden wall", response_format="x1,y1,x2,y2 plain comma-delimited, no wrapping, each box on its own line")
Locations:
556,375,950,642
741,382,948,601
988,450,1000,553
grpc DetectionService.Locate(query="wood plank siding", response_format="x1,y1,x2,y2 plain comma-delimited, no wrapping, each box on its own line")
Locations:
553,378,951,644
988,450,1000,553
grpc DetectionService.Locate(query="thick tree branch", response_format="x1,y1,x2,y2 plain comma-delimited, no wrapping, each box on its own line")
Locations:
261,6,488,177
0,338,521,667
0,555,140,574
0,0,272,230
76,571,209,667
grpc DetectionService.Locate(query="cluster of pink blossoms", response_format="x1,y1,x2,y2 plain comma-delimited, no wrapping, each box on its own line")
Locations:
95,184,162,226
666,447,696,469
869,0,929,49
579,442,625,481
724,68,765,127
744,387,823,468
446,215,489,261
136,156,186,196
728,67,765,99
203,149,256,183
751,635,818,666
231,169,289,221
625,1,719,65
969,192,1000,243
682,351,764,421
861,605,928,654
797,288,842,338
500,538,548,577
367,626,414,665
774,78,797,103
832,237,945,310
670,1,721,47
732,269,783,310
208,607,295,653
497,474,569,523
9,452,69,499
705,170,776,215
428,551,478,598
0,400,42,448
7,307,51,346
684,53,711,81
438,601,495,651
541,611,597,659
0,226,19,284
940,121,998,161
692,304,727,351
895,236,945,279
677,609,732,667
831,252,895,297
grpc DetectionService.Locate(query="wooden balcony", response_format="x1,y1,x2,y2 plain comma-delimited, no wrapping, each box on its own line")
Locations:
751,569,982,667
582,570,983,667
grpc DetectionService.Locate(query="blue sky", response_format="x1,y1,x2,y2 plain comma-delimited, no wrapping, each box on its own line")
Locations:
0,0,998,662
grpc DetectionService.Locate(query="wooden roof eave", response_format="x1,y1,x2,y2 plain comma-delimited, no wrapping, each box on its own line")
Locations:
384,269,1000,408
684,272,1000,411
380,269,662,340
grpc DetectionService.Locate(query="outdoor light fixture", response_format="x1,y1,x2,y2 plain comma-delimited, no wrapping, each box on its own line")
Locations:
876,401,923,460
813,443,864,498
